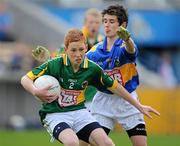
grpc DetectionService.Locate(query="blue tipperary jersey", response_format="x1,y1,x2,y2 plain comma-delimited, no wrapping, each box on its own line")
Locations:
86,37,139,94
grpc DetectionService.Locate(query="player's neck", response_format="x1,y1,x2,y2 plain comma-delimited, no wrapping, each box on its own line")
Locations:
71,64,80,73
106,35,118,51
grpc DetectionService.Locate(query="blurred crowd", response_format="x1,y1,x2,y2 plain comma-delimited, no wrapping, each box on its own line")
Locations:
138,47,180,87
0,2,14,42
0,2,33,75
0,0,180,88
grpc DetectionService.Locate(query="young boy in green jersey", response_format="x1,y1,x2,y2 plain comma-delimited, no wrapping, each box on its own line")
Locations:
31,8,103,112
21,29,159,146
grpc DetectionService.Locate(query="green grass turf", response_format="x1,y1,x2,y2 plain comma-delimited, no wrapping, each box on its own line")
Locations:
0,130,180,146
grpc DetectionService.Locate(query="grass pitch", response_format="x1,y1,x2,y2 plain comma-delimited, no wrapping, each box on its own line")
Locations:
0,130,179,146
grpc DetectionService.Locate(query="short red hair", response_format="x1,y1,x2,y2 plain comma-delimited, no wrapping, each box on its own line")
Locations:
64,28,86,48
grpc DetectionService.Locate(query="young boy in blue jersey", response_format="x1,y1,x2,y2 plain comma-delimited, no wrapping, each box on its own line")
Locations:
86,5,150,146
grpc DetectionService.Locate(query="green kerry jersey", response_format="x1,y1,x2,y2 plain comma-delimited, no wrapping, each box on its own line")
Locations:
27,54,118,121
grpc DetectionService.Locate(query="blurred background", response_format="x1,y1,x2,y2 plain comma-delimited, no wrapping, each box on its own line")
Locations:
0,0,180,146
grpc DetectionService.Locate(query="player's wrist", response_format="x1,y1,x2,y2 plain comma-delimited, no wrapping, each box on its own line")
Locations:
124,36,130,42
117,27,131,42
32,86,38,96
137,103,144,113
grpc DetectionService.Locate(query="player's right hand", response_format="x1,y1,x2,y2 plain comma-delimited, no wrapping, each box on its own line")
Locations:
32,46,50,62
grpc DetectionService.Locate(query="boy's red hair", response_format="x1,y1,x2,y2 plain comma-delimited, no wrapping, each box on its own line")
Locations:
64,29,86,48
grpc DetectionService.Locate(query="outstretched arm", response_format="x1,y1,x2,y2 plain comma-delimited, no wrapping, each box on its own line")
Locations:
108,83,160,119
117,26,135,54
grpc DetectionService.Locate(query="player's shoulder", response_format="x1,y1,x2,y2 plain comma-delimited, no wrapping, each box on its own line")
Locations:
50,56,62,61
87,59,102,72
47,56,64,65
87,59,96,66
96,41,103,48
88,41,103,53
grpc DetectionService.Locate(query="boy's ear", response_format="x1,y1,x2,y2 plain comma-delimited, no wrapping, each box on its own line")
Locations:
85,43,88,52
121,22,127,28
64,47,67,52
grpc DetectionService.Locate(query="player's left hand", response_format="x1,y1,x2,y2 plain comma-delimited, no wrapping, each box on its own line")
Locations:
33,85,58,103
117,26,131,41
140,105,160,119
32,46,50,62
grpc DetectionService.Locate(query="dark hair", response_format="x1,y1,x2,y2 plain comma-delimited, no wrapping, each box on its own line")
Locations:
102,5,128,26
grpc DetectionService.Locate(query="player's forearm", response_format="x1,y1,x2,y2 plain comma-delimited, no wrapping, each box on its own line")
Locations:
21,75,37,96
110,84,143,112
124,38,136,54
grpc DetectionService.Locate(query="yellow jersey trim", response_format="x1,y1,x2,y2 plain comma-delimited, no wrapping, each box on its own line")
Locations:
83,57,89,68
26,66,47,81
108,80,118,91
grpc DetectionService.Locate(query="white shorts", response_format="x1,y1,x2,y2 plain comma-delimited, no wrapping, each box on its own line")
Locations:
43,109,97,140
91,91,145,130
85,101,92,111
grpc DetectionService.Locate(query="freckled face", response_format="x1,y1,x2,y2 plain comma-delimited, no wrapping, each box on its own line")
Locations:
66,41,87,67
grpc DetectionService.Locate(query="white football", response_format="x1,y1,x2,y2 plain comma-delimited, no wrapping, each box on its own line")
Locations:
34,75,60,101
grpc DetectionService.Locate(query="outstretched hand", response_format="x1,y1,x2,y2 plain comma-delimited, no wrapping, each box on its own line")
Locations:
32,46,50,62
117,26,131,41
140,105,160,119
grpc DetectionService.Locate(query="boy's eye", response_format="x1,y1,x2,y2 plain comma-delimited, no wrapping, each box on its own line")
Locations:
103,19,115,24
103,19,107,23
79,48,84,51
110,20,115,23
71,48,76,52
